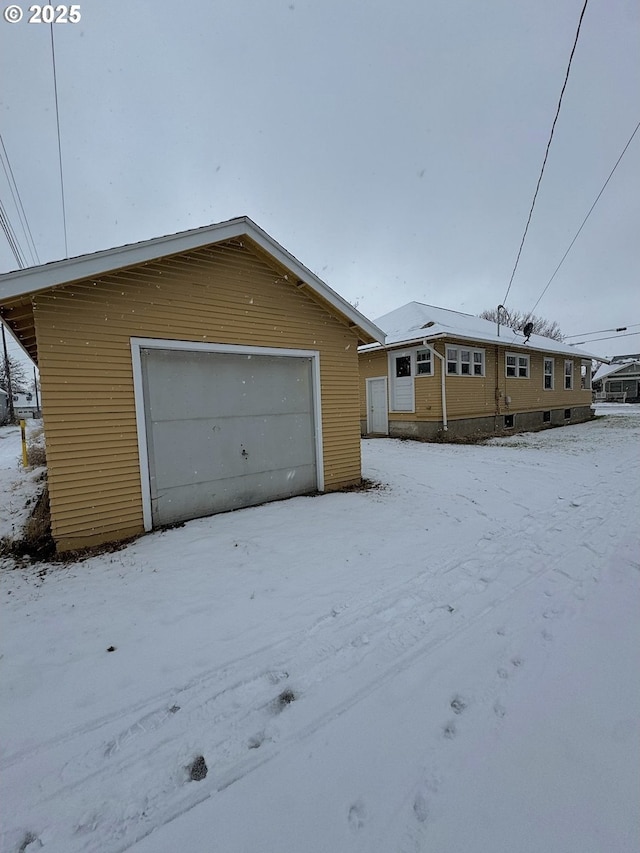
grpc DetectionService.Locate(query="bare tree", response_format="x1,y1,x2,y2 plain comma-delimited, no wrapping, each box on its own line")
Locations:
0,354,29,395
480,308,564,341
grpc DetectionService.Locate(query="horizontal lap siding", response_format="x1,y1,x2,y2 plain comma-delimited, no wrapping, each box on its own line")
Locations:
502,353,591,411
358,341,590,426
446,344,590,416
34,241,361,551
358,351,389,418
440,340,496,419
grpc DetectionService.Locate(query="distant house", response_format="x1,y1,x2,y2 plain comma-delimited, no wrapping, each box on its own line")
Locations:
12,392,40,419
359,302,603,439
592,355,640,403
0,216,384,552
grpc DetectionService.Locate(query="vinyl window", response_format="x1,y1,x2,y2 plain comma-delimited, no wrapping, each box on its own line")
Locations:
544,358,554,390
506,353,529,378
416,348,433,375
446,347,485,376
564,359,573,390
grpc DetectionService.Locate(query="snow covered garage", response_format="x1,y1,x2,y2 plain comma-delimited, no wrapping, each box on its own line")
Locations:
0,217,384,552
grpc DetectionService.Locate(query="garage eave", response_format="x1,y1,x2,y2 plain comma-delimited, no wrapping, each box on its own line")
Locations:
0,216,386,347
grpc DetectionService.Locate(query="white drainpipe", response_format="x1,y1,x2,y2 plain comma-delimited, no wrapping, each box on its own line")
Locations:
424,340,448,431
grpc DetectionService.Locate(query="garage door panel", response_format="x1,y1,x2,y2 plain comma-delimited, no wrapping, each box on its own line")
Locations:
150,412,315,490
152,464,317,524
141,347,318,526
144,350,313,420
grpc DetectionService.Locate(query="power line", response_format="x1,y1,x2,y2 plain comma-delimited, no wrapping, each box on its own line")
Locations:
0,198,27,268
569,331,640,345
0,134,39,265
50,23,69,259
528,120,640,317
502,0,589,306
565,323,640,339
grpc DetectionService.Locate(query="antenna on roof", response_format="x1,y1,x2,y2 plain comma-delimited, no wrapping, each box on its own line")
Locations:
523,321,534,343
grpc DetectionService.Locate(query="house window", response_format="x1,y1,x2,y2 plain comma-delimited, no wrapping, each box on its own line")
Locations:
416,349,433,375
564,360,573,390
395,355,411,377
504,414,514,429
544,358,554,390
447,347,485,376
607,381,622,393
564,408,571,419
543,410,551,423
506,353,529,378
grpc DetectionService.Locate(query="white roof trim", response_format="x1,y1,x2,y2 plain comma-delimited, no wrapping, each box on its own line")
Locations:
361,331,600,361
0,216,385,345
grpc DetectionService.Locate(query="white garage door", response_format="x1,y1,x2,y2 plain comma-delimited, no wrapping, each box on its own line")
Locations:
140,347,318,527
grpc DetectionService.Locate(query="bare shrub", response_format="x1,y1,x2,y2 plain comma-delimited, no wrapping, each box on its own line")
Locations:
1,482,55,562
26,443,47,467
26,426,46,467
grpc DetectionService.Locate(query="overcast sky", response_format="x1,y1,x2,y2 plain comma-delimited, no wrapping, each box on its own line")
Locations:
1,0,639,362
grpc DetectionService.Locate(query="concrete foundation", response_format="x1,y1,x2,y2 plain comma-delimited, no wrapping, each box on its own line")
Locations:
362,406,595,440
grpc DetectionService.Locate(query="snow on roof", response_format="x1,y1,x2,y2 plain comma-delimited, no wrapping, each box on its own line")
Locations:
360,302,603,360
610,352,640,363
593,357,640,382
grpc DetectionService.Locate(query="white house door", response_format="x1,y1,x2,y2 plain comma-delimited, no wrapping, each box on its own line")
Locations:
390,352,414,412
366,377,388,434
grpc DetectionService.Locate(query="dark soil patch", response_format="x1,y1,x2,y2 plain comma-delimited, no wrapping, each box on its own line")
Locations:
274,688,297,712
188,755,208,781
0,480,141,569
336,478,387,493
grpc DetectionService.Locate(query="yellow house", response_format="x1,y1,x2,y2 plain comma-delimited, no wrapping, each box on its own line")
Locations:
360,302,600,439
0,217,384,552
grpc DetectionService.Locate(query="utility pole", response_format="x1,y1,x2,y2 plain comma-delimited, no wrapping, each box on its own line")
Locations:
1,323,16,424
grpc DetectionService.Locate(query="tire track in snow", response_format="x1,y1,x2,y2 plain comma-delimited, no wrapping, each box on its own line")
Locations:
4,532,599,853
2,481,612,853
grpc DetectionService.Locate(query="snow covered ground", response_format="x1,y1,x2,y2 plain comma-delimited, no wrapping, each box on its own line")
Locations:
1,405,638,853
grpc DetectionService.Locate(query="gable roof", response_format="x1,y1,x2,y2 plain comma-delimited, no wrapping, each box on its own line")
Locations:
359,301,603,361
0,216,385,358
593,357,640,382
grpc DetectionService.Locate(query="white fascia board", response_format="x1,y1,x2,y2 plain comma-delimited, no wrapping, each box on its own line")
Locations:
240,220,385,344
0,217,249,298
359,334,446,353
0,216,385,346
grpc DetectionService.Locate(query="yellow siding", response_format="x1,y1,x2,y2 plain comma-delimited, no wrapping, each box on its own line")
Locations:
500,350,591,412
34,240,362,551
359,340,591,425
359,350,389,416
